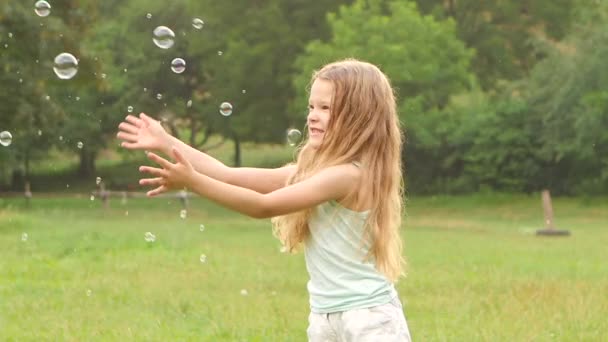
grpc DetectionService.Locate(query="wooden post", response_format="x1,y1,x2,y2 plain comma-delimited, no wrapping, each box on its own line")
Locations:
24,181,32,208
100,181,109,209
536,189,570,236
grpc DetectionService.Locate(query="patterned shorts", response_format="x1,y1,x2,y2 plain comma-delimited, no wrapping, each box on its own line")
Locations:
307,297,412,342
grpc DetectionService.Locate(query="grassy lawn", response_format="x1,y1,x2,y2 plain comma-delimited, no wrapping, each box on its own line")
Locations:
0,194,606,341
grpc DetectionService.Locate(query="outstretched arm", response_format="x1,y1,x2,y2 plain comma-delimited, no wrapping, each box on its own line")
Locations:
139,148,360,219
117,113,295,193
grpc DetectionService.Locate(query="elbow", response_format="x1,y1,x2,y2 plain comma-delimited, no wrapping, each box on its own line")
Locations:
250,196,274,219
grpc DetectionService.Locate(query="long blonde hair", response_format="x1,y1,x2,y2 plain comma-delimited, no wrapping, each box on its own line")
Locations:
272,58,405,282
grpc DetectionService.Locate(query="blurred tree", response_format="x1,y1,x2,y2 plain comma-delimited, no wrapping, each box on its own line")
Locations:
293,0,475,192
413,0,579,90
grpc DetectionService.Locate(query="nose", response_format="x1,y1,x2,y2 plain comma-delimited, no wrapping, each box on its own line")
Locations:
307,109,319,125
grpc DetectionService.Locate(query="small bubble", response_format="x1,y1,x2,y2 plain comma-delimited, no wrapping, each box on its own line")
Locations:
96,177,102,185
144,232,156,242
143,87,148,92
123,68,128,73
219,102,233,116
66,184,70,188
180,209,187,219
90,195,95,201
242,89,246,94
18,78,23,83
199,224,205,232
127,106,133,113
77,141,83,149
86,289,92,297
186,100,193,108
75,96,80,101
45,95,50,100
156,93,162,100
240,289,248,296
286,129,302,146
8,32,13,38
192,18,204,29
217,51,223,56
101,73,107,79
21,232,28,242
146,13,152,19
37,130,42,136
59,136,63,141
199,254,207,263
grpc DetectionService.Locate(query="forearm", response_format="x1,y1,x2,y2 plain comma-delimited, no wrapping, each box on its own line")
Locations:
162,136,232,184
186,171,267,219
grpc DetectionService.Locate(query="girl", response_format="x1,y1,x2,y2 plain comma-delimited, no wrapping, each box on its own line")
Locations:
117,58,411,341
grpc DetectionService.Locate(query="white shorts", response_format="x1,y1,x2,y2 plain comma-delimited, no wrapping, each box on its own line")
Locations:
307,297,412,342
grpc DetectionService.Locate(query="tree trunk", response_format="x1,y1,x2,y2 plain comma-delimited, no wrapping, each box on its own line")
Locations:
233,132,241,167
78,149,97,177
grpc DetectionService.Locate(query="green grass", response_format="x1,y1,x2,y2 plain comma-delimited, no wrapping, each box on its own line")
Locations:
0,194,606,341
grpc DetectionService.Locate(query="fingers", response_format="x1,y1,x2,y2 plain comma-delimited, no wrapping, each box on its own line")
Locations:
118,122,139,135
139,177,165,186
116,131,138,143
147,185,169,197
125,115,143,128
146,152,173,169
171,147,186,164
140,113,156,125
139,165,168,178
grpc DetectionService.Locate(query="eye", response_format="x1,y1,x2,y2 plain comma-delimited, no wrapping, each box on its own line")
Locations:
322,105,330,110
308,104,314,111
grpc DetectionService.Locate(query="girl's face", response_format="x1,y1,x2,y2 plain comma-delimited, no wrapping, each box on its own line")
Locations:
307,79,333,149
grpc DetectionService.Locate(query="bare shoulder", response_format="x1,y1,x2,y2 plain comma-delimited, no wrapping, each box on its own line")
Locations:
318,163,362,186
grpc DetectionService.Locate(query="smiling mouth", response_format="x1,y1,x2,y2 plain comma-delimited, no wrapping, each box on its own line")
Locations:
310,128,324,134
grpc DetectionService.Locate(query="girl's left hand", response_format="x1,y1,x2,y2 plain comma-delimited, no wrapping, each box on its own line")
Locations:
139,147,195,197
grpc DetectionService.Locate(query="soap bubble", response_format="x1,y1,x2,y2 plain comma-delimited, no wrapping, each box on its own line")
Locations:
199,254,207,263
77,141,83,149
240,289,248,296
186,100,193,108
219,102,233,116
0,131,12,147
127,106,133,113
217,51,223,56
152,26,175,49
96,177,102,185
146,13,152,19
192,18,204,29
156,93,163,100
171,58,186,74
199,224,205,232
286,129,302,146
180,209,187,219
53,53,78,80
34,0,51,17
21,232,28,242
144,232,156,243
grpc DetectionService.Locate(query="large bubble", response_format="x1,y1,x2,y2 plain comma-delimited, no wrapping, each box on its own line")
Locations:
34,0,51,17
171,58,186,74
152,26,175,49
219,102,233,116
53,53,78,80
0,131,12,147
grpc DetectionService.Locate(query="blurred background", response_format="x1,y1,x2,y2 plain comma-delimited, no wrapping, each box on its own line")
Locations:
1,1,607,341
0,0,605,196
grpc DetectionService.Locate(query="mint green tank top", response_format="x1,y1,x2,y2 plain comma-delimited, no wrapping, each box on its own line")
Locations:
304,199,397,314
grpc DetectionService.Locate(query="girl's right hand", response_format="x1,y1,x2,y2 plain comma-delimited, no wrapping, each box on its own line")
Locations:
117,113,170,151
